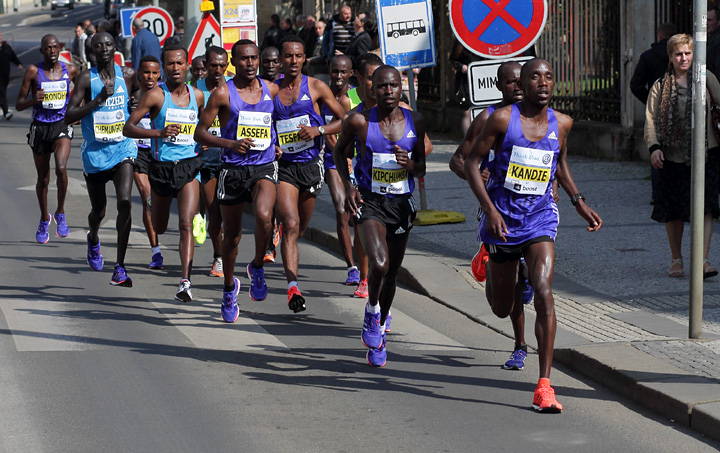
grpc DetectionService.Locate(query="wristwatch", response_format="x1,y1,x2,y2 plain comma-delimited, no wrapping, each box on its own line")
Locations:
317,125,326,135
571,193,585,206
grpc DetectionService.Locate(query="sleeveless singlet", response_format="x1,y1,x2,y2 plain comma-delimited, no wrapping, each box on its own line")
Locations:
33,61,71,123
151,84,199,162
197,76,232,137
355,106,417,197
220,78,276,166
273,75,324,163
80,65,136,173
479,103,560,245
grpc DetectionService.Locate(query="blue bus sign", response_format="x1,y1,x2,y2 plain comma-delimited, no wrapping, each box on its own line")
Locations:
376,0,436,70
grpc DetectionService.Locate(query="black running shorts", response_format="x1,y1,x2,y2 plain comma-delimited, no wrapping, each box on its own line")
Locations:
149,156,202,198
486,236,554,264
277,155,324,195
83,157,134,185
354,189,417,239
217,161,278,206
27,120,73,155
134,147,152,174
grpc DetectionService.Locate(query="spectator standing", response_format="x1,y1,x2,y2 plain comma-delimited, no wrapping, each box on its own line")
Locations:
307,19,329,82
342,12,374,60
303,15,317,53
631,22,676,204
261,14,283,50
707,7,720,77
0,32,22,120
85,24,97,68
322,4,354,62
71,22,88,69
131,18,162,73
281,18,296,36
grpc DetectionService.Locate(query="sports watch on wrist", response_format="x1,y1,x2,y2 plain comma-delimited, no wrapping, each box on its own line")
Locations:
571,193,585,206
317,126,325,135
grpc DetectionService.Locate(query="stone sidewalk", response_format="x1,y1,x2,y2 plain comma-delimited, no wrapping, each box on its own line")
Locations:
306,135,720,441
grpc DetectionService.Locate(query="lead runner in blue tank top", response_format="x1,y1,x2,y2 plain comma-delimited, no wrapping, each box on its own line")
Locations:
124,45,205,303
65,32,140,288
16,34,79,244
272,35,346,313
464,58,603,414
195,39,282,323
332,65,427,368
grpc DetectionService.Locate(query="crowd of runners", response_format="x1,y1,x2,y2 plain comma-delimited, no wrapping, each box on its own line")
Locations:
17,28,601,413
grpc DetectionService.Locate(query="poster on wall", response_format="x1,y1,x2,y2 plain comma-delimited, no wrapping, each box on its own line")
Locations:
221,0,256,23
222,24,258,74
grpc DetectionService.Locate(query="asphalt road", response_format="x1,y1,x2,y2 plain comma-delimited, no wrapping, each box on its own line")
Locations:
0,8,719,453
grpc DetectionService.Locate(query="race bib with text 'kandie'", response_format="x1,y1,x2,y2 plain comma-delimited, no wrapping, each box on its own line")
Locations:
504,145,553,195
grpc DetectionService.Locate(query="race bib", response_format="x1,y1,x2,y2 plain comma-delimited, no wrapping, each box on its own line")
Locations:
503,145,553,195
372,153,410,195
237,111,272,150
93,109,125,142
209,116,221,137
41,80,67,109
135,117,152,147
276,115,313,154
163,108,197,145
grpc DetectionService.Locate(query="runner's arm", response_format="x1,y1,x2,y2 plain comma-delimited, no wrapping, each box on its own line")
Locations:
333,112,366,215
15,65,40,111
123,88,177,139
303,79,344,138
65,70,102,124
554,114,602,231
450,109,488,180
465,109,509,241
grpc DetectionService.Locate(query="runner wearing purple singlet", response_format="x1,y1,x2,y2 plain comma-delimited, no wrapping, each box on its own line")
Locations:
16,34,79,244
333,65,427,368
194,39,280,323
464,58,603,413
272,34,346,313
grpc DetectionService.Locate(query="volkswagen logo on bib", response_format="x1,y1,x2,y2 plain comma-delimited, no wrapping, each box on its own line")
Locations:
263,115,271,124
299,118,309,126
190,112,196,121
542,153,552,165
116,111,123,120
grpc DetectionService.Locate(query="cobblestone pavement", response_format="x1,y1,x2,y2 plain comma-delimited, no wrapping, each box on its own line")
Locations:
315,135,720,383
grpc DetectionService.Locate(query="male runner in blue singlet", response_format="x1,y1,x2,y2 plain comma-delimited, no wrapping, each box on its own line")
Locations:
464,58,602,413
132,55,163,269
273,35,346,312
65,32,140,287
16,34,78,244
195,39,280,323
193,46,230,278
124,45,205,302
333,65,427,368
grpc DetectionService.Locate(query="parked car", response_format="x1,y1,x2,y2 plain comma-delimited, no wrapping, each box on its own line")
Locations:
51,0,75,10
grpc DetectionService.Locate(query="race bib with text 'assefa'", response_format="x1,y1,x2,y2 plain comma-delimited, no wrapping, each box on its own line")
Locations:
276,115,312,154
503,145,553,195
41,80,67,109
163,108,197,145
237,111,272,150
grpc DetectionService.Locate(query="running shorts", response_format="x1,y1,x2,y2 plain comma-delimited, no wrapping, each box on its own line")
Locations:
216,161,278,206
354,189,417,239
27,120,73,155
134,147,152,174
486,236,554,264
83,157,134,185
278,155,324,195
149,156,202,198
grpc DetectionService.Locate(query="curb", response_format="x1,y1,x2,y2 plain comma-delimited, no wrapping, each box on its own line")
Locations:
302,203,720,442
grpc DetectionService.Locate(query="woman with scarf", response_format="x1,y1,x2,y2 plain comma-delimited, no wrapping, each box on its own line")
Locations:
645,33,720,279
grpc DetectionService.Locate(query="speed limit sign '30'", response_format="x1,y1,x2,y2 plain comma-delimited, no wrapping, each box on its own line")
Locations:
133,7,175,46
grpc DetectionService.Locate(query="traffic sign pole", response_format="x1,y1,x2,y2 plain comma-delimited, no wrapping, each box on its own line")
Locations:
184,0,203,50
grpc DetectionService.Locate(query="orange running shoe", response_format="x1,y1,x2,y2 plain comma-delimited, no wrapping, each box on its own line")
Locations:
471,244,490,282
210,257,224,277
532,378,563,413
264,249,276,263
287,286,306,313
354,279,368,298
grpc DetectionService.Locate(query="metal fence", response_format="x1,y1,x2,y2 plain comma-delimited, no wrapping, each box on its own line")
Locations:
535,0,621,123
655,0,693,34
